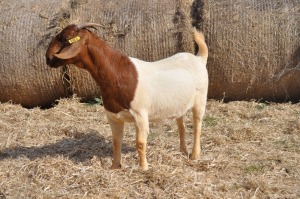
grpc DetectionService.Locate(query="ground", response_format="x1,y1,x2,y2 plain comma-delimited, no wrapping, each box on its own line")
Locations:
0,97,299,198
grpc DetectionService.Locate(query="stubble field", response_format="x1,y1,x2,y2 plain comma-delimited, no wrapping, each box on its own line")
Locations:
0,97,299,198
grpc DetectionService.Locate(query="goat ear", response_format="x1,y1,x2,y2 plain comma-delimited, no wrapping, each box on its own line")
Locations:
54,40,84,60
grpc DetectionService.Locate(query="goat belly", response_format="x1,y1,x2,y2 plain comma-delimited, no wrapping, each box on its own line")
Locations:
147,89,196,122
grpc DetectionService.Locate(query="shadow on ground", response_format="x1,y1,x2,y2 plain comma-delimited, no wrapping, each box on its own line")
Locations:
0,131,135,163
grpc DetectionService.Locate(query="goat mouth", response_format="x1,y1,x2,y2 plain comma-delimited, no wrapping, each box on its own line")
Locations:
47,58,60,68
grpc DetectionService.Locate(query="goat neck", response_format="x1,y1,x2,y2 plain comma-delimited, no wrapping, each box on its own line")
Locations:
78,32,138,113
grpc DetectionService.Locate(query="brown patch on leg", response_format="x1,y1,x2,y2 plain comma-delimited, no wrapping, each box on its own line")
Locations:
136,140,148,170
134,112,149,170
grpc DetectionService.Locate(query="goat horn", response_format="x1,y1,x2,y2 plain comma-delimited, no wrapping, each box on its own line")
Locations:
77,23,104,29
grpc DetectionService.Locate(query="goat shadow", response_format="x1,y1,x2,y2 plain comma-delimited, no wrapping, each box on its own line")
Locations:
0,131,135,163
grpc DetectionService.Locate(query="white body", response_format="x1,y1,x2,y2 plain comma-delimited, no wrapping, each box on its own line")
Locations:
106,52,208,123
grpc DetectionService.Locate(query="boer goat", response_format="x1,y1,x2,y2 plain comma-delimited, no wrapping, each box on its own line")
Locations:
46,23,209,170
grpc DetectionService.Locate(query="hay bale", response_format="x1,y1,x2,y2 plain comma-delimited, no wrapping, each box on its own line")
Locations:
0,0,194,107
0,0,69,108
202,0,300,102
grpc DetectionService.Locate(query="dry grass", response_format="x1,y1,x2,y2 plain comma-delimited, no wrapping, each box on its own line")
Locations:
0,97,299,198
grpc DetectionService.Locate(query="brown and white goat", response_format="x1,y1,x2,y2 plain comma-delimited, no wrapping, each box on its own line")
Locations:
45,23,209,170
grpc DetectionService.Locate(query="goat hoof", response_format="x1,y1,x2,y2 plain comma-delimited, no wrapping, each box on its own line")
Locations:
180,148,188,156
190,153,200,160
140,164,149,171
110,163,122,169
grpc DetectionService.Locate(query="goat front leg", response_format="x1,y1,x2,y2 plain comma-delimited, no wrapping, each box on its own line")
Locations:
176,116,188,156
134,111,149,170
107,116,124,169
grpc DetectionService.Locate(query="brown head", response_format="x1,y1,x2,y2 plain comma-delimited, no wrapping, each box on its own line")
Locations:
46,23,138,114
45,23,102,68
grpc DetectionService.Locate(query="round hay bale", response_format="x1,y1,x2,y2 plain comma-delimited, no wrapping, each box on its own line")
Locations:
0,0,195,107
0,0,69,108
202,0,300,102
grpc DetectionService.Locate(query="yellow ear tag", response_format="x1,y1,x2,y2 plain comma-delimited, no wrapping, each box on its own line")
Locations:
68,36,81,44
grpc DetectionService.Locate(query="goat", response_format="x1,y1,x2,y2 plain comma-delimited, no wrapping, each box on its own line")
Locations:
45,23,209,170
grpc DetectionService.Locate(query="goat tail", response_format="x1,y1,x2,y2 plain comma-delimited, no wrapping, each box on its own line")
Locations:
193,28,208,64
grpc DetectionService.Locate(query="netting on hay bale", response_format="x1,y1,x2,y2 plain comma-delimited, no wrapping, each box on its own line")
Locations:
202,0,300,102
0,0,194,108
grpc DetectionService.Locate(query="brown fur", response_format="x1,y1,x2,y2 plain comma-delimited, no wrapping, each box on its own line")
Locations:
46,25,138,113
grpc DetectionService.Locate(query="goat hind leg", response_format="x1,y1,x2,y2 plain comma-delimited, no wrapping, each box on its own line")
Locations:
176,116,188,156
191,95,206,160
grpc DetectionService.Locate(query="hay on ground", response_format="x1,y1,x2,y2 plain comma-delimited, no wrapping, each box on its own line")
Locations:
0,98,299,198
